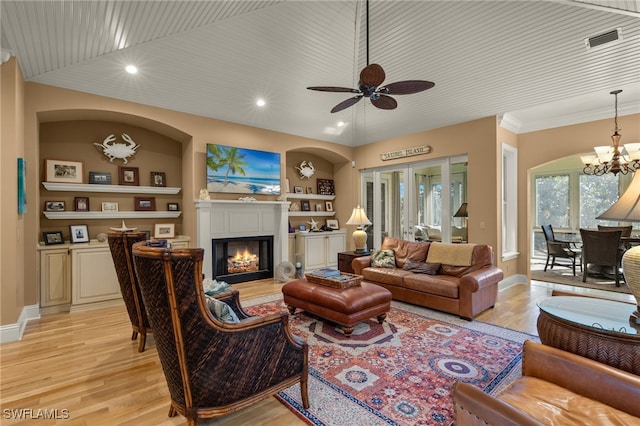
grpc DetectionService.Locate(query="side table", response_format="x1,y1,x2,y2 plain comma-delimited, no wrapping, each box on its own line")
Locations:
337,251,367,274
537,296,640,375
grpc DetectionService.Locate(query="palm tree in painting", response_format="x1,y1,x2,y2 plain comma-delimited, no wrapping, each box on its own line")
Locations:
206,145,248,186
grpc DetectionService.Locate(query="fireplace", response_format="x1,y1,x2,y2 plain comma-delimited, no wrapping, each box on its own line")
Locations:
212,235,274,284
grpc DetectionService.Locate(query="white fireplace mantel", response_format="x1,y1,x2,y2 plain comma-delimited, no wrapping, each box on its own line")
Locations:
195,199,289,279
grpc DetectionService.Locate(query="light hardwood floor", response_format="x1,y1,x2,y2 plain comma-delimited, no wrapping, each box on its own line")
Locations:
0,280,634,425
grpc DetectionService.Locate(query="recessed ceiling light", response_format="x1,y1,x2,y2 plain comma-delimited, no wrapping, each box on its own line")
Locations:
125,65,138,74
256,98,266,107
337,121,345,127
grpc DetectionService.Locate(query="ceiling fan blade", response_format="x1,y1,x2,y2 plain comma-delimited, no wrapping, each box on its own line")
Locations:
307,86,360,93
371,94,397,110
382,80,435,95
360,64,385,87
330,96,363,113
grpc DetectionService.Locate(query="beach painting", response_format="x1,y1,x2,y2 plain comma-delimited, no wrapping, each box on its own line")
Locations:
206,144,281,195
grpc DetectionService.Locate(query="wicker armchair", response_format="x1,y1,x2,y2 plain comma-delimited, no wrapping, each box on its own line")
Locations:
580,228,623,287
131,243,309,425
107,231,151,352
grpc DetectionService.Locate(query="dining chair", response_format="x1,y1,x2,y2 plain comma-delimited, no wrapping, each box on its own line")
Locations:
580,229,623,287
131,242,309,425
541,225,581,276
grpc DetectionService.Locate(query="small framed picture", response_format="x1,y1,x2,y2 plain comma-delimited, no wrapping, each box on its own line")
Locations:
89,171,112,185
294,186,304,194
69,224,89,243
307,186,313,194
45,159,84,184
151,171,166,187
45,201,65,212
134,197,156,211
43,231,64,245
301,200,311,211
317,179,335,195
154,223,175,239
285,178,290,193
325,201,334,212
326,219,339,230
74,197,89,212
316,203,324,212
167,202,179,211
119,166,139,186
299,224,306,231
101,202,119,212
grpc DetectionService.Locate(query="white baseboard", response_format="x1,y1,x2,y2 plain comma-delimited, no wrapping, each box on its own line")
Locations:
0,304,40,343
499,274,527,291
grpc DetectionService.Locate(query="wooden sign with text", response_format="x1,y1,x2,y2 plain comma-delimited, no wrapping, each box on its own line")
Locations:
380,145,431,161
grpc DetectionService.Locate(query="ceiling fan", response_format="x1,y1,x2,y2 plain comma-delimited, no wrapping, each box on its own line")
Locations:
307,1,435,113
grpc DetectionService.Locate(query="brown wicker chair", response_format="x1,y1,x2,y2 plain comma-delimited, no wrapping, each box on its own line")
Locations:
541,224,581,276
580,228,623,287
131,243,309,425
107,231,151,352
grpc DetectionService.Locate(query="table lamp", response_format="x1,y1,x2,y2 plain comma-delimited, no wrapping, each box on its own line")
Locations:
596,172,640,328
346,205,372,254
453,202,468,242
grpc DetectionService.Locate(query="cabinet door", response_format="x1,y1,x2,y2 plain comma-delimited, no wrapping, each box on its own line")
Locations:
303,235,328,270
40,248,71,307
326,233,346,268
71,247,120,305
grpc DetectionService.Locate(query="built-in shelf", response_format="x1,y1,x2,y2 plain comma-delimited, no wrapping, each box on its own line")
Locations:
288,211,335,217
286,192,335,200
43,211,182,220
42,182,181,194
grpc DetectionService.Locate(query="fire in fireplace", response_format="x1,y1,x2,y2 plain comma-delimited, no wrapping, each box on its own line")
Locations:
212,235,273,284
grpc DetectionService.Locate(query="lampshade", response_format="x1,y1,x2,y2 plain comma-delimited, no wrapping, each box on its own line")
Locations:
346,205,372,227
453,202,468,218
596,172,640,221
346,205,371,254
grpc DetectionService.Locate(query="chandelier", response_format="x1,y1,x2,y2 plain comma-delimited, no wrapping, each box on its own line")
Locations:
581,89,639,176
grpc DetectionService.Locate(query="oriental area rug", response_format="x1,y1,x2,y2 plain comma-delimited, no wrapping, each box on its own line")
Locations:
244,296,539,426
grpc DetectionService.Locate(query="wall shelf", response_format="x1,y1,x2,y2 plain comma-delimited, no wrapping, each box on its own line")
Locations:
286,193,335,200
288,211,335,217
42,182,181,194
43,211,182,220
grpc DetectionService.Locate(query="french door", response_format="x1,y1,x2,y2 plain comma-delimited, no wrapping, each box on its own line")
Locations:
361,156,467,251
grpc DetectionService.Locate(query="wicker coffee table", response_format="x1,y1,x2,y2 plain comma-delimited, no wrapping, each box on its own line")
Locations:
537,296,640,375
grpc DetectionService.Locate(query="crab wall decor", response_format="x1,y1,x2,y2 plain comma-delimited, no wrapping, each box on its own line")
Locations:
296,161,315,179
94,133,140,164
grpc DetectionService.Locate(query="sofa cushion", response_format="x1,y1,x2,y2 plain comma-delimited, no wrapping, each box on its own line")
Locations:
370,249,396,268
362,267,412,286
403,273,460,298
206,295,240,323
427,242,475,266
380,237,429,268
403,260,441,275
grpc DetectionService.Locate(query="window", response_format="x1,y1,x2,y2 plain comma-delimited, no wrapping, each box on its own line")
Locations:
535,174,570,228
579,173,620,228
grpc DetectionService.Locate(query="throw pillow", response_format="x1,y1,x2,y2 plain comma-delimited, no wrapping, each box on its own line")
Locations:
206,295,240,323
371,249,396,268
403,260,441,275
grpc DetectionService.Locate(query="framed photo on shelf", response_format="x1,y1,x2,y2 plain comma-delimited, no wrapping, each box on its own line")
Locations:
317,179,335,195
325,201,334,212
316,203,324,212
167,202,179,211
301,200,311,211
294,186,304,194
45,201,65,212
151,171,166,187
69,224,89,243
101,202,119,212
89,171,112,185
42,231,64,245
154,223,175,239
326,219,339,230
45,159,84,184
134,197,156,211
74,197,89,212
307,186,313,194
119,166,139,186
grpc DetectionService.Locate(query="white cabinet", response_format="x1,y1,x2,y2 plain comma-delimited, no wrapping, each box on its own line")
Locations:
39,247,71,307
294,230,346,270
71,244,120,306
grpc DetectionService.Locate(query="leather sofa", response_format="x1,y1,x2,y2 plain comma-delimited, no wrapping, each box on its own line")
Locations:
352,237,503,320
452,340,640,425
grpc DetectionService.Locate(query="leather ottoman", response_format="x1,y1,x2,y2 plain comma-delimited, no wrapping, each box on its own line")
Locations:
282,278,392,337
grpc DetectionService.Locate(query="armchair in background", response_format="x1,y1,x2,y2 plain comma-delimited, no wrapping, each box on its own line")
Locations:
580,228,623,287
132,243,309,425
541,224,581,276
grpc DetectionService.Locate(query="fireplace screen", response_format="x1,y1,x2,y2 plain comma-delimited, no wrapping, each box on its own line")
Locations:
212,236,273,284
